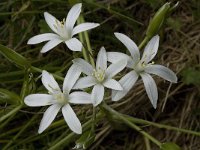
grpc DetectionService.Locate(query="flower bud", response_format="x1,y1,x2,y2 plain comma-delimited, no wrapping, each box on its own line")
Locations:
160,142,181,150
146,2,172,38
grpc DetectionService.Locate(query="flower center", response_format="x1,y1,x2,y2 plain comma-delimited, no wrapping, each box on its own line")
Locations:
93,68,105,83
53,91,68,105
133,61,146,73
53,18,70,40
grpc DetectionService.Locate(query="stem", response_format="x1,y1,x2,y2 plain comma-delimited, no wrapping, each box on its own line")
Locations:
144,137,151,150
91,107,96,133
77,16,89,63
126,115,200,136
3,114,38,149
48,113,104,150
31,66,64,81
0,105,22,124
80,16,95,67
138,36,149,50
101,103,161,147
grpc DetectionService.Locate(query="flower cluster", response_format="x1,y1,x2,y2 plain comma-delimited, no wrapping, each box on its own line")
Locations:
24,3,177,134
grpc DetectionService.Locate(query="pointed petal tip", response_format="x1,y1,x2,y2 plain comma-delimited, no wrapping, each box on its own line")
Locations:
75,128,82,134
153,104,157,109
75,3,82,8
114,32,120,36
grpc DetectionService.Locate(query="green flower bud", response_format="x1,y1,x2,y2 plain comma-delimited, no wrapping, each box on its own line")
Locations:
160,142,181,150
146,2,177,38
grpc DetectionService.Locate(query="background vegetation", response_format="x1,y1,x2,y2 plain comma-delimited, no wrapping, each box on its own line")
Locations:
0,0,200,149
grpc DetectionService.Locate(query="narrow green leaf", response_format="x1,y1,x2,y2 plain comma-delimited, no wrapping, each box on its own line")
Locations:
0,44,30,69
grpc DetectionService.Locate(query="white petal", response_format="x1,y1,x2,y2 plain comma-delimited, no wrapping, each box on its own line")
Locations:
140,73,158,109
42,70,61,93
27,33,60,44
96,47,107,70
44,12,59,34
24,94,55,106
72,23,100,36
41,39,63,53
91,84,104,107
106,59,127,78
141,35,159,63
38,104,61,134
65,38,82,51
65,3,82,35
114,32,140,63
63,64,81,93
107,52,134,68
72,58,93,76
103,79,123,90
112,71,138,101
145,64,177,83
69,92,92,104
73,76,96,89
62,104,82,134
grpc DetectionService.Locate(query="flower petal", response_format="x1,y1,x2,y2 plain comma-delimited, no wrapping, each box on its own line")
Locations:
106,59,127,78
145,64,177,83
24,94,55,106
72,23,100,36
73,76,96,89
65,38,82,51
112,71,138,101
44,12,59,34
41,39,63,53
42,70,60,93
140,73,158,109
63,64,81,93
69,92,92,104
62,104,82,134
96,47,107,70
107,52,134,68
72,58,93,76
27,33,60,44
103,79,123,90
91,84,104,107
38,104,61,134
65,3,82,35
141,35,159,63
114,32,140,63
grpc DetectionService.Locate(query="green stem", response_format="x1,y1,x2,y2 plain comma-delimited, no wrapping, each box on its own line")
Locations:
126,115,200,136
101,103,161,147
48,113,104,150
3,114,38,149
0,105,22,124
77,16,89,63
138,36,149,50
79,16,95,67
30,66,64,81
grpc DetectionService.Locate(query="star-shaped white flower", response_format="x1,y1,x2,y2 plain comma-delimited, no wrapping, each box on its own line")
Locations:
72,47,127,106
107,33,177,108
24,64,92,134
27,3,99,53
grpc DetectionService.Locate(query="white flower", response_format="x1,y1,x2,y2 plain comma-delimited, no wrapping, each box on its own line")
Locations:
72,47,127,106
27,3,99,53
24,64,92,134
107,33,177,108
